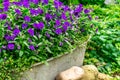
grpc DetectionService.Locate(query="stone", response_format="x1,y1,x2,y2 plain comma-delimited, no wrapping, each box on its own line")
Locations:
81,65,99,80
97,73,111,80
56,66,84,80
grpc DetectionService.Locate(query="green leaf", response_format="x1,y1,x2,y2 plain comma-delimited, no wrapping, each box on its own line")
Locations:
23,41,29,47
116,57,120,66
30,56,39,61
33,36,38,40
65,40,72,48
38,42,43,46
46,47,52,53
0,59,3,63
19,51,24,57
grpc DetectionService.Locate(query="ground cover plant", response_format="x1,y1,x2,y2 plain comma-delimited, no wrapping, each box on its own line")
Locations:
0,0,98,79
84,4,120,79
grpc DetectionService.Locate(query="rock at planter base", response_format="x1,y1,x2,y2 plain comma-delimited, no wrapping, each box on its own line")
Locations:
97,73,111,80
81,65,99,80
56,66,84,80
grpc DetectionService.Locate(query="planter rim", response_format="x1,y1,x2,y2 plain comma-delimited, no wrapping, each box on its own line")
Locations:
32,35,91,67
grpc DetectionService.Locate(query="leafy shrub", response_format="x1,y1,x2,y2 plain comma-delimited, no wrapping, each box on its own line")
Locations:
84,4,120,79
85,29,120,75
79,0,105,5
0,0,97,79
60,0,105,5
115,0,120,4
60,0,79,5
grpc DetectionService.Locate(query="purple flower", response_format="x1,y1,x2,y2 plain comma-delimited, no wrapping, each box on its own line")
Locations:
30,8,37,16
4,34,15,41
2,45,6,49
33,23,38,28
69,14,73,21
30,0,39,4
55,28,62,35
64,22,70,26
62,22,70,32
45,13,52,21
59,42,63,46
33,22,44,30
3,1,10,7
38,22,44,29
8,25,11,30
84,9,90,14
55,20,61,26
3,1,10,12
62,25,68,32
13,28,20,36
63,6,70,12
28,38,32,42
45,32,50,38
10,35,16,40
74,5,83,17
24,16,31,22
28,28,34,36
22,23,28,29
4,34,11,41
42,0,49,4
75,6,83,13
29,45,35,50
22,1,30,8
88,14,92,20
0,14,7,20
37,8,44,14
7,43,15,50
15,9,21,15
3,0,9,2
79,4,83,7
61,12,67,20
54,0,63,9
12,1,22,6
0,9,3,13
3,7,9,12
52,14,56,18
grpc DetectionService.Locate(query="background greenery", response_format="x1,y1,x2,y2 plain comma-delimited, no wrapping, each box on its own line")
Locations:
84,4,120,80
60,0,105,5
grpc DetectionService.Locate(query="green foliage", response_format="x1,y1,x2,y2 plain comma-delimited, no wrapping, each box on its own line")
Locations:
60,0,105,5
60,0,79,5
0,57,29,80
79,0,105,5
115,0,120,4
84,29,120,76
84,4,120,78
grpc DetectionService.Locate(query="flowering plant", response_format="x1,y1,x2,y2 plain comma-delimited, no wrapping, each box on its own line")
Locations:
0,0,97,62
0,0,99,79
